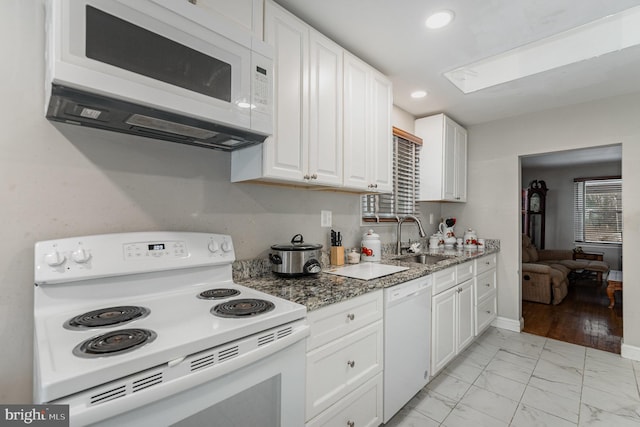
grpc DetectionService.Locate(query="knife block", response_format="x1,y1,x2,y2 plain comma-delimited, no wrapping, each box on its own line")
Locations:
330,246,345,266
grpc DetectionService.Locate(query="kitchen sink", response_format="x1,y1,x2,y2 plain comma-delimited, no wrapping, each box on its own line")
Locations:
396,254,450,265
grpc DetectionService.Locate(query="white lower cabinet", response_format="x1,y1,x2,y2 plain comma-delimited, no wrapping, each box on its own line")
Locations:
474,254,497,335
306,367,383,427
305,291,383,425
431,272,474,375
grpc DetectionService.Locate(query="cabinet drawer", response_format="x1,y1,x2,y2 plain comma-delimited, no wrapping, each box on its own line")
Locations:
475,269,496,302
307,290,382,351
306,320,383,420
306,373,382,427
476,293,497,335
475,254,497,275
456,261,474,283
432,266,457,295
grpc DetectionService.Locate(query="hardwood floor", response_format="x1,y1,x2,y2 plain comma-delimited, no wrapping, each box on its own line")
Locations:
522,277,623,353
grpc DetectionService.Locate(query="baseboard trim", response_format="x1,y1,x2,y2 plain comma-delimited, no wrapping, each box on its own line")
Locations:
491,316,522,332
621,340,640,361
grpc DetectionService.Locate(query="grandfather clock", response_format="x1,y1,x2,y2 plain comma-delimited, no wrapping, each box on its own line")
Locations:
524,180,547,248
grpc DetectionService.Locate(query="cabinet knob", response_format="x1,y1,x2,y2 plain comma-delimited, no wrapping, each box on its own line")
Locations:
347,313,355,321
347,360,355,368
485,283,491,287
303,174,310,180
457,287,462,293
486,310,492,314
347,421,355,427
311,173,317,179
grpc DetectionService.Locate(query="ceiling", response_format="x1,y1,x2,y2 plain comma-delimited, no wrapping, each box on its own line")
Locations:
520,145,622,168
273,0,640,127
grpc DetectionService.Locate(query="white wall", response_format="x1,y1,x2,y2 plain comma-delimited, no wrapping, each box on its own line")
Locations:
522,161,622,269
0,1,432,402
442,92,640,350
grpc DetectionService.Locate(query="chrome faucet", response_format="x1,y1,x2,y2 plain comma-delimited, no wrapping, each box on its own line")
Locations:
396,215,427,255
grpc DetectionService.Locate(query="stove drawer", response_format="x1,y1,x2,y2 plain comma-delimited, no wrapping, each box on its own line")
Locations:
306,320,383,420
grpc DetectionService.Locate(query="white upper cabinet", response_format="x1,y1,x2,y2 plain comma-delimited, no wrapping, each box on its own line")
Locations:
231,0,342,186
232,1,392,191
308,31,344,186
343,52,393,192
415,114,467,202
189,0,264,38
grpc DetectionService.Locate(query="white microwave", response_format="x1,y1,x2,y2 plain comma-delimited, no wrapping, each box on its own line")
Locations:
45,0,273,151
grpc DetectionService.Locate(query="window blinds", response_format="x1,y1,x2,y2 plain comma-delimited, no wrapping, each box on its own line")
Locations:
573,177,622,243
362,129,421,221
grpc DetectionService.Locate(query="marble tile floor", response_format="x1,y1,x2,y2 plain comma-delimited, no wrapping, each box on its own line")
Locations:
385,327,640,427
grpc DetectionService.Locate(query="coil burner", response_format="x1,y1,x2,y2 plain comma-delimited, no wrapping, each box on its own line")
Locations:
73,329,157,358
65,306,150,330
211,299,275,318
198,288,241,300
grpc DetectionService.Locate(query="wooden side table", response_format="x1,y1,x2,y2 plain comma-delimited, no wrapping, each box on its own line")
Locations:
573,251,604,262
606,270,623,309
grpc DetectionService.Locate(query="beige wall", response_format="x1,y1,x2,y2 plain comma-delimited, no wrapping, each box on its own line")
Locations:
442,93,640,349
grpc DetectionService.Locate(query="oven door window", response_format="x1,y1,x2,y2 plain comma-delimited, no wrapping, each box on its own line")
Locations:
171,376,281,427
85,5,232,102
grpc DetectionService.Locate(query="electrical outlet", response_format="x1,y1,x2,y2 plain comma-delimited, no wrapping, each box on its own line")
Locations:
321,210,332,227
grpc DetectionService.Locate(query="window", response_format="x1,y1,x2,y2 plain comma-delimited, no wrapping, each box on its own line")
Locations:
573,177,622,244
362,127,421,222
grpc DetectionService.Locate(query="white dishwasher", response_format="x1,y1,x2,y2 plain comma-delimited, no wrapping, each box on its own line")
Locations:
383,275,433,423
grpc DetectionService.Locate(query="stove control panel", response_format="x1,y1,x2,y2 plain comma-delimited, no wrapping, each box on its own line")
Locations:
123,240,188,259
35,232,236,285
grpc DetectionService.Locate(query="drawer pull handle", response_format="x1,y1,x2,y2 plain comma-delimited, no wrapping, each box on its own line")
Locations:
347,360,355,368
347,313,355,321
347,421,355,427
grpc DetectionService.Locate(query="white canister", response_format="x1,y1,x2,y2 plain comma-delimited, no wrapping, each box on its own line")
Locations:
463,228,478,246
347,248,361,264
361,229,381,262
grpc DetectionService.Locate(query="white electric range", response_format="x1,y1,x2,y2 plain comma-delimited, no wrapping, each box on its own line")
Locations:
33,231,308,426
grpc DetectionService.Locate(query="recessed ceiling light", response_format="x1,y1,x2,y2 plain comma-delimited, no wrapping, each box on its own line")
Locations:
425,10,454,29
411,90,427,99
444,5,640,93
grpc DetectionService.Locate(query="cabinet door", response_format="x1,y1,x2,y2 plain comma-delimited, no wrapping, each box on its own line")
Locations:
306,374,382,427
369,70,393,192
306,320,383,420
431,287,457,375
191,0,263,38
343,52,370,190
454,124,467,201
263,2,308,181
457,280,475,352
308,31,343,186
442,117,457,200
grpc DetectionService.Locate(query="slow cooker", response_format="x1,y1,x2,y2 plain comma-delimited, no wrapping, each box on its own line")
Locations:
269,234,322,276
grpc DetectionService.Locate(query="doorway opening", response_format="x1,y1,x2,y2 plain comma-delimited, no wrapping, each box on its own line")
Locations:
520,145,622,353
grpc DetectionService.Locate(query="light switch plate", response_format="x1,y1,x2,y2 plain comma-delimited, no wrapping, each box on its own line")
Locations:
321,210,332,227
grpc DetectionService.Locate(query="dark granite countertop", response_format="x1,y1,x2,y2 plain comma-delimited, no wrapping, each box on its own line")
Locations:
235,247,499,312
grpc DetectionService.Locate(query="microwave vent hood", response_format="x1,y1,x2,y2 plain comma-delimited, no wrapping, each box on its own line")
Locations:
46,85,268,151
